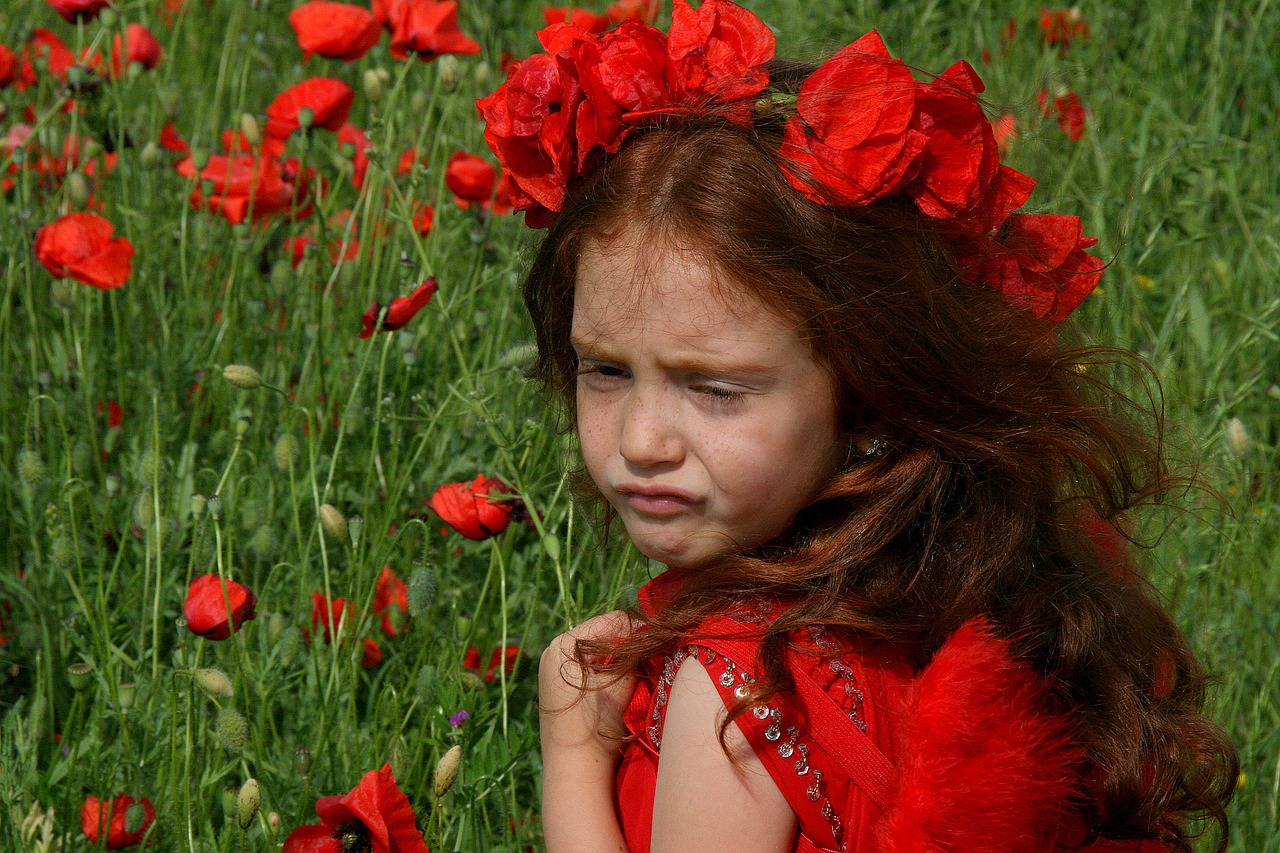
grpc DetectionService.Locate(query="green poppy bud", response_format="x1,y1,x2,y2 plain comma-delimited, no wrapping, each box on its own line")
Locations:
194,668,234,698
433,745,462,796
237,779,261,829
319,504,346,541
217,706,249,751
222,364,263,390
18,448,46,488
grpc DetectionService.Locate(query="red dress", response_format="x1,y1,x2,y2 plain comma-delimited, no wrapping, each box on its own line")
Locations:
615,571,1167,853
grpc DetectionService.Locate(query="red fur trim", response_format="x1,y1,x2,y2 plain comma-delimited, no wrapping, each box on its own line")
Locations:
876,617,1085,852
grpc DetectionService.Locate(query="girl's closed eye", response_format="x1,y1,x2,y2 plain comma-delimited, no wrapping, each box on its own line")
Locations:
690,382,746,404
575,360,629,388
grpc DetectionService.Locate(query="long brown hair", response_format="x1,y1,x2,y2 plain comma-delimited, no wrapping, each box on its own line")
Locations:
522,70,1237,850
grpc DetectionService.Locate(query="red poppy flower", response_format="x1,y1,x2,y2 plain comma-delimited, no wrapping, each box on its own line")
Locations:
310,592,350,643
98,399,123,428
290,1,382,62
397,147,427,176
444,150,495,205
412,203,435,234
362,638,384,668
993,113,1017,157
159,121,189,153
427,474,516,540
954,213,1102,325
81,794,155,848
45,0,110,23
0,44,17,88
386,0,482,62
110,24,163,77
484,644,520,682
1053,91,1087,141
264,77,355,140
667,0,774,107
183,574,257,640
18,29,75,90
359,277,438,338
374,566,408,635
1039,8,1090,49
176,153,313,224
781,31,925,207
34,213,134,290
282,764,428,853
462,645,481,671
337,122,371,187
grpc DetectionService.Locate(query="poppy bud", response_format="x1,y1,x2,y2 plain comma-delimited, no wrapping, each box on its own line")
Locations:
296,107,315,130
473,61,491,87
410,91,430,114
248,525,277,560
67,172,91,208
272,433,297,473
124,802,146,835
139,448,163,484
221,786,238,820
295,746,312,776
319,503,347,540
194,667,235,698
117,682,137,711
218,706,249,751
18,448,46,488
407,565,436,617
105,471,122,497
222,364,263,390
437,55,460,92
414,665,436,704
133,488,155,531
67,661,93,691
235,415,252,438
1226,417,1251,457
460,670,485,691
207,494,223,520
237,779,261,829
51,535,76,571
50,279,78,310
239,113,262,147
190,147,210,171
347,514,364,546
191,493,207,518
433,745,462,796
362,67,390,102
142,140,163,169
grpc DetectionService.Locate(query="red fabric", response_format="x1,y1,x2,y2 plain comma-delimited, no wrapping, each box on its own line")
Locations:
616,571,1170,853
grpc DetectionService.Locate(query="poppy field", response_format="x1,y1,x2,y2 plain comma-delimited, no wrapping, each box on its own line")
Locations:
0,0,1277,850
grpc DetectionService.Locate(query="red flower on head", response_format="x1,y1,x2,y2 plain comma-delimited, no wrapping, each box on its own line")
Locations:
607,0,659,23
264,77,355,140
427,474,517,540
282,764,429,853
81,794,155,848
34,213,134,290
290,1,382,62
386,0,482,62
374,566,408,635
954,213,1103,325
310,592,350,643
666,0,774,107
444,151,495,205
905,61,1033,231
110,24,163,77
183,574,257,640
781,31,925,206
360,277,438,338
45,0,110,23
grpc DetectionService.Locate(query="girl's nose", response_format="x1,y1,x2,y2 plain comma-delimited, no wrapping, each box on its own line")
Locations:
619,391,683,469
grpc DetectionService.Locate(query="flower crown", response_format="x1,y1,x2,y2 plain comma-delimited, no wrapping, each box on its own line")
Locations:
477,0,1102,324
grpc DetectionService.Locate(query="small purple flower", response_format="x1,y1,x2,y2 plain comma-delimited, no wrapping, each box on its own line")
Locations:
448,709,471,727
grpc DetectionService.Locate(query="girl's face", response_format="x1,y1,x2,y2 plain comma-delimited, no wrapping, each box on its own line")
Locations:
571,234,845,569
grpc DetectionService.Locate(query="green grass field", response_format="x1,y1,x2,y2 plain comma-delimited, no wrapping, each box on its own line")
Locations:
1,0,1276,849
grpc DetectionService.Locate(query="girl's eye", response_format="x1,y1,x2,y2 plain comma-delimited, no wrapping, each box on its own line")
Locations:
692,384,745,404
575,362,629,387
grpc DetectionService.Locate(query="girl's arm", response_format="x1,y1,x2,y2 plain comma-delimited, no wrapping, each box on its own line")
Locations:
539,610,636,853
651,657,797,853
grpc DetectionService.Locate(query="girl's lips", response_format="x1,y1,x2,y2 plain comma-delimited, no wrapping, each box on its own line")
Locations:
615,484,699,516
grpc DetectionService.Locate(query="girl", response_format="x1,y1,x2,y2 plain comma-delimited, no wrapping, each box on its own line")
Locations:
477,2,1238,850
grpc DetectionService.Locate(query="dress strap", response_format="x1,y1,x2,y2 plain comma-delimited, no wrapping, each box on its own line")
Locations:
693,616,900,812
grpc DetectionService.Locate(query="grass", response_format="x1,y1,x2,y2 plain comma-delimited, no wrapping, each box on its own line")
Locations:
0,0,1276,849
